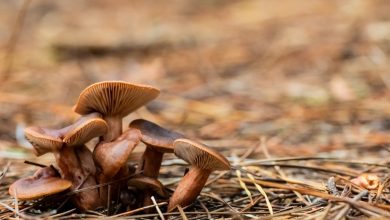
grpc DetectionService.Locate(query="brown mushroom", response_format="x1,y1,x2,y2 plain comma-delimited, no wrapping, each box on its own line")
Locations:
93,128,141,204
23,113,108,210
9,166,71,200
25,112,107,156
127,175,169,210
168,138,230,212
58,145,101,210
128,175,168,198
73,81,160,142
62,113,108,146
94,128,141,180
129,119,183,210
72,81,159,208
130,119,184,179
24,127,62,156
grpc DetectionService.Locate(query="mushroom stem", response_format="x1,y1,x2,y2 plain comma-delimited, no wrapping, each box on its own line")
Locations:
137,147,164,212
99,165,130,209
94,128,141,207
168,167,211,212
139,147,163,178
103,116,122,142
55,146,101,210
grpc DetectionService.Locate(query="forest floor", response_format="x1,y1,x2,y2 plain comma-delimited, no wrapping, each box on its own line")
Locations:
1,0,390,219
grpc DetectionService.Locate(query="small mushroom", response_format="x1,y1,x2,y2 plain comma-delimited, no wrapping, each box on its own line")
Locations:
128,175,168,198
62,113,108,146
129,119,183,210
93,128,141,204
25,112,107,156
94,128,141,180
9,166,71,200
168,138,230,212
24,113,107,178
130,119,184,178
22,113,108,210
58,145,100,210
351,173,380,190
73,81,160,142
24,127,62,156
127,175,169,210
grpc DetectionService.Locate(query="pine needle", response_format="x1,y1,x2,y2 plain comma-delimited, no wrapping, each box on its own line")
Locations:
247,173,273,215
151,196,165,220
177,205,189,220
109,202,167,218
236,169,254,205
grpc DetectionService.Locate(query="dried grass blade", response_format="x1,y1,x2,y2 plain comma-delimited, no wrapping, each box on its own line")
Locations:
236,170,254,204
151,196,165,220
242,178,390,216
177,205,189,220
318,203,332,220
247,173,273,215
0,161,11,183
333,190,367,220
199,200,211,219
260,137,310,206
0,202,30,220
109,202,167,218
50,208,76,218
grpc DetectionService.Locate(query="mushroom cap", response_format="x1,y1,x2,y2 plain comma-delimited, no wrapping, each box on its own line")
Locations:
73,81,160,117
24,127,63,156
94,128,141,178
62,113,108,146
128,175,168,197
173,139,230,171
9,167,72,200
25,113,108,155
129,119,184,153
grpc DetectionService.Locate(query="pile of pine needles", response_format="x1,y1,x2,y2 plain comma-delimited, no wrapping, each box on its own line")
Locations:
1,138,390,219
1,0,390,219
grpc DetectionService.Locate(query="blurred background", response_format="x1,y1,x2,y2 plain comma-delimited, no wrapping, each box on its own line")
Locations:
1,0,390,163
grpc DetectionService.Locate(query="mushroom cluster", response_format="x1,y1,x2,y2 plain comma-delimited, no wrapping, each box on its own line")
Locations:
9,81,231,213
